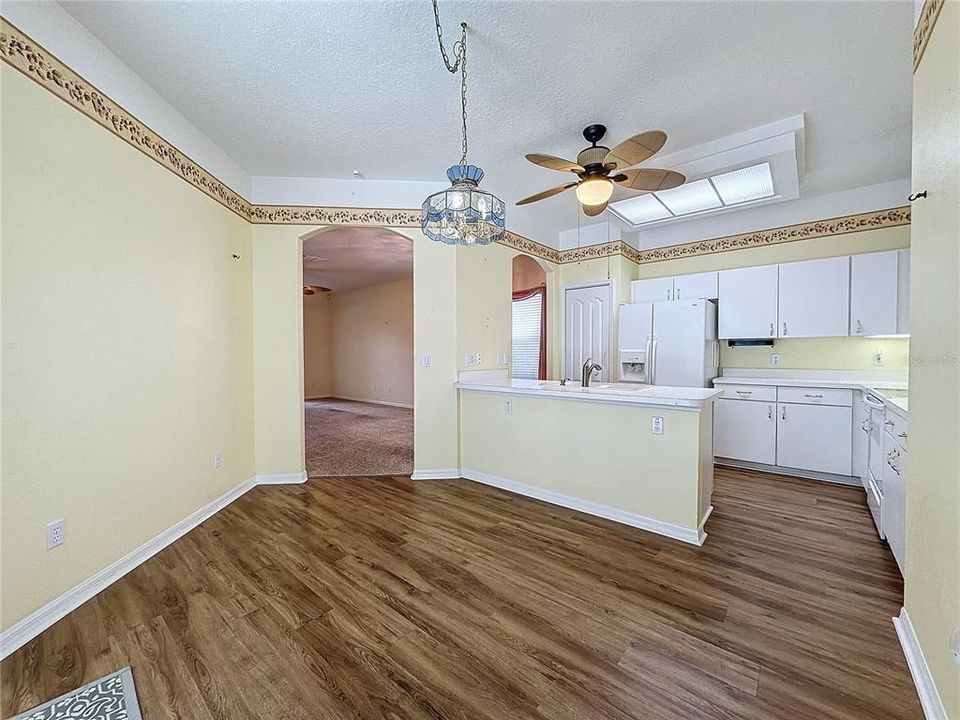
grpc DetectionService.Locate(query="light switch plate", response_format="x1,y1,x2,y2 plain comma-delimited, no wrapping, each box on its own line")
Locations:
214,450,223,471
504,400,513,416
421,353,432,368
651,416,664,435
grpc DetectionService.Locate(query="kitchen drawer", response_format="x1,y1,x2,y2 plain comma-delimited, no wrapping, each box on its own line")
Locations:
777,386,852,407
884,409,909,450
716,384,777,402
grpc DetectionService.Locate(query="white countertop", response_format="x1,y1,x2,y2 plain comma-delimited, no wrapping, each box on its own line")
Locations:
456,378,722,410
714,371,908,416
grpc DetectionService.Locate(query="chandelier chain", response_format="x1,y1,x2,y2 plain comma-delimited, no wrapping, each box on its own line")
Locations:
431,0,468,165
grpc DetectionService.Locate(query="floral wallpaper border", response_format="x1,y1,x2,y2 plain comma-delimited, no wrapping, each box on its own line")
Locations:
913,0,945,72
1,16,910,269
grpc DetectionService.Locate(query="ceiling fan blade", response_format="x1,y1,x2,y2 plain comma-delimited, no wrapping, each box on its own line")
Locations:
516,182,577,206
525,153,585,173
604,130,668,169
615,168,686,191
582,202,608,217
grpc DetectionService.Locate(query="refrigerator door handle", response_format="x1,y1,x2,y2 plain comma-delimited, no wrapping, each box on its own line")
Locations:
644,335,653,384
650,337,658,385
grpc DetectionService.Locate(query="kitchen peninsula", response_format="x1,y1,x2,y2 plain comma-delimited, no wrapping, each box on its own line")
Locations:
456,376,721,545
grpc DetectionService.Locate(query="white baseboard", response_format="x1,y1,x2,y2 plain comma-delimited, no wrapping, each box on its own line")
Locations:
410,467,461,480
331,395,413,410
256,471,308,485
714,458,861,487
893,607,948,719
698,504,714,545
460,468,703,546
305,395,332,401
0,476,257,660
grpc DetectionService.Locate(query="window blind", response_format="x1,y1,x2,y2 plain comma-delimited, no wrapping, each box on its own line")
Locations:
512,293,542,379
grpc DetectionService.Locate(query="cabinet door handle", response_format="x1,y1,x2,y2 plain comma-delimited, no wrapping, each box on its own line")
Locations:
667,288,671,301
803,393,823,399
861,419,870,433
781,406,786,420
676,288,681,300
768,405,773,419
736,390,753,395
782,322,788,336
769,322,774,337
885,419,895,426
856,319,863,335
898,431,908,439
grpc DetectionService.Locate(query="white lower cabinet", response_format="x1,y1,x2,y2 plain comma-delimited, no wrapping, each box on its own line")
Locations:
714,398,776,464
775,402,853,475
882,419,908,574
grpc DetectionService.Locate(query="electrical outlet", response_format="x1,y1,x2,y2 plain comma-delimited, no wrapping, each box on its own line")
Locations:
873,350,885,366
464,353,476,367
770,353,780,366
421,353,432,368
214,450,223,470
46,519,64,550
504,400,513,416
651,416,664,435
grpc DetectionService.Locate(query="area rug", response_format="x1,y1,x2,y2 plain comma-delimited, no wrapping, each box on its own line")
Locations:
305,398,413,477
12,666,141,720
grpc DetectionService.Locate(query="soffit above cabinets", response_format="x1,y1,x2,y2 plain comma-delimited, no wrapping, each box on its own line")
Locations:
608,116,803,230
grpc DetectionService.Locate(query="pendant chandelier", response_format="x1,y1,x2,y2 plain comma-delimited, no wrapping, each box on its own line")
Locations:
421,1,505,246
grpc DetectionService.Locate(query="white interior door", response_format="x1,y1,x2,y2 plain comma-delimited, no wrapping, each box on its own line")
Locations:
564,284,611,381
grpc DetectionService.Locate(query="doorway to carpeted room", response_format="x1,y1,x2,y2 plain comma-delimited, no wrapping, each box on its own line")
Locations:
304,398,413,477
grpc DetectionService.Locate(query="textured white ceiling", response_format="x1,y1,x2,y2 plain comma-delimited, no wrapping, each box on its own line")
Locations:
302,226,412,292
61,1,914,242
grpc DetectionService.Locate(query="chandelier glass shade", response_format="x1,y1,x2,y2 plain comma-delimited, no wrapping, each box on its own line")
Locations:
421,165,506,246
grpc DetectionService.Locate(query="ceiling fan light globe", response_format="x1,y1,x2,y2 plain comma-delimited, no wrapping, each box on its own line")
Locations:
575,177,614,206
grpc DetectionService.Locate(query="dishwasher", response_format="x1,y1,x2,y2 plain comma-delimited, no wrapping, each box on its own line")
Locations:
863,392,886,537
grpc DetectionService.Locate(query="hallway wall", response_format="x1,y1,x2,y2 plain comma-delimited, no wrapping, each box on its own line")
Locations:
303,292,333,398
329,277,414,407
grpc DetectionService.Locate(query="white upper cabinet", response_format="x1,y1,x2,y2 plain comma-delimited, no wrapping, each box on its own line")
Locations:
850,250,911,336
718,265,779,339
631,277,675,303
673,271,718,301
777,257,850,338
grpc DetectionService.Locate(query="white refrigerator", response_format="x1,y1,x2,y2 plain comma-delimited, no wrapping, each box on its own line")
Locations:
618,300,719,387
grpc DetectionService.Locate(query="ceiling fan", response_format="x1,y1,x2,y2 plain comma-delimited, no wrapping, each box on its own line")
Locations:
517,124,685,217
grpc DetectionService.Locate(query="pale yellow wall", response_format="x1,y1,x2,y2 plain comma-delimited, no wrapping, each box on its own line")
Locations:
330,277,414,407
460,391,704,530
252,225,307,478
904,2,960,714
637,225,912,372
720,338,910,371
412,231,459,471
303,292,332,398
0,65,254,629
456,243,513,373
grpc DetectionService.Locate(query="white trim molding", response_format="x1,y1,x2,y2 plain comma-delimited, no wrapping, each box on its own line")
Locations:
410,468,462,480
893,607,949,719
330,395,414,410
460,468,704,546
256,471,308,485
0,477,257,660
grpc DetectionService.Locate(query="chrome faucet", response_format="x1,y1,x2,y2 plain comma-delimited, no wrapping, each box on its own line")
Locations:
581,358,602,387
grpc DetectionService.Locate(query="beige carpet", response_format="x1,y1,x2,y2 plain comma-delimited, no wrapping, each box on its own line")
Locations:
304,398,413,478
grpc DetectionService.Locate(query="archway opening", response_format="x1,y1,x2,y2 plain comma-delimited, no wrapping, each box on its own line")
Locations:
511,254,548,380
301,226,414,478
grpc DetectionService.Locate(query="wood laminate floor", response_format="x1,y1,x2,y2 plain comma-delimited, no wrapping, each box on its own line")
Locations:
1,468,921,719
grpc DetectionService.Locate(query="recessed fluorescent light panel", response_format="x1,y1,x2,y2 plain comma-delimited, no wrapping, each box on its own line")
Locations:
655,178,722,215
609,161,779,227
609,193,671,224
711,162,775,205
